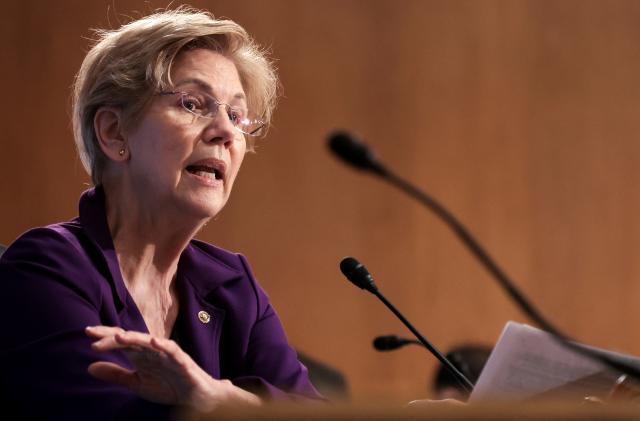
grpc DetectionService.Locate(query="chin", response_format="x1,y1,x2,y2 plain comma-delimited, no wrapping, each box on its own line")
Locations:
173,193,227,221
195,198,228,219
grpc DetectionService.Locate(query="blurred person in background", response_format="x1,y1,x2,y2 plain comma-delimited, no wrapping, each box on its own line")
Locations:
433,344,492,401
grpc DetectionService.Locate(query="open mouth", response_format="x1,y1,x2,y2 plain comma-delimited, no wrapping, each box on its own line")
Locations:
185,164,224,181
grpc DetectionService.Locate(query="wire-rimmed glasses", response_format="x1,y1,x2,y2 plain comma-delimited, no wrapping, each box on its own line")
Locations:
159,90,265,136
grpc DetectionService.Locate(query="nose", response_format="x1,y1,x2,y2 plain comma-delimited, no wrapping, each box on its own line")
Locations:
202,107,238,148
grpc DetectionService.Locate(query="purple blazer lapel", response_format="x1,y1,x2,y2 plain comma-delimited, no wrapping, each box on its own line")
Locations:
174,279,226,378
174,243,244,378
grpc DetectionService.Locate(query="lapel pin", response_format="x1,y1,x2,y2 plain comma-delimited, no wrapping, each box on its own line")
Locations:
198,310,211,324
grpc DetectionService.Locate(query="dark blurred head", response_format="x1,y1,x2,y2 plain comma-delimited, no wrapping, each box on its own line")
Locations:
433,344,492,401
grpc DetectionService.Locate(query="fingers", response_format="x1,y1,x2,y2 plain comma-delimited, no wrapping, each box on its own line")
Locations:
114,330,154,348
86,327,204,382
88,361,137,388
85,326,172,350
86,327,156,352
85,325,125,339
406,398,467,407
86,326,133,352
149,337,192,370
150,336,180,354
86,327,189,371
113,332,186,369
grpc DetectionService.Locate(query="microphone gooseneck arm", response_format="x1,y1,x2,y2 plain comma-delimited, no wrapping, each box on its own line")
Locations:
340,257,475,392
330,131,556,336
329,131,640,381
372,289,475,392
385,169,557,334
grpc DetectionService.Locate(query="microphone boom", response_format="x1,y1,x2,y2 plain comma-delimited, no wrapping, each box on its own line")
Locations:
329,130,640,382
340,256,475,392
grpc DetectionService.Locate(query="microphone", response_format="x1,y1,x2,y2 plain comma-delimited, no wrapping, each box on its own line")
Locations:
329,131,551,331
340,256,474,392
373,334,422,351
329,131,640,381
328,131,388,176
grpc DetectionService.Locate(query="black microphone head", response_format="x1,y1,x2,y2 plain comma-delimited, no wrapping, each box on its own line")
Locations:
339,256,378,294
373,335,409,351
328,131,386,175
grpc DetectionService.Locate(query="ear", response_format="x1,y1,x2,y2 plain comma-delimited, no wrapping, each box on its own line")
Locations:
94,107,128,161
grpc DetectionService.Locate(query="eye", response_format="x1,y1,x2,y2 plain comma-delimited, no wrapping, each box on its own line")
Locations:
227,107,245,125
181,93,205,113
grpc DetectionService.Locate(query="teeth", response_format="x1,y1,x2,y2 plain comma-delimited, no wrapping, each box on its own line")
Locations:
195,171,217,180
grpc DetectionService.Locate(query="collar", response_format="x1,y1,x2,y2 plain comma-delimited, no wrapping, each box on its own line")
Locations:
78,186,243,308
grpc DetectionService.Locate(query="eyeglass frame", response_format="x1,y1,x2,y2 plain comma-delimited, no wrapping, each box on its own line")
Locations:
158,90,265,137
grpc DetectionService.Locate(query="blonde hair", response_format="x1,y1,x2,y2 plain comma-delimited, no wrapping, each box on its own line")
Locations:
72,7,279,185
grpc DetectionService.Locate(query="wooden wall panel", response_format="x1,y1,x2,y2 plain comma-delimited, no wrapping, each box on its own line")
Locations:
3,0,640,403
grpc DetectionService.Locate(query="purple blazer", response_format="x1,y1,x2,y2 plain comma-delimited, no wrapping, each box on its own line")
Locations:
0,187,321,420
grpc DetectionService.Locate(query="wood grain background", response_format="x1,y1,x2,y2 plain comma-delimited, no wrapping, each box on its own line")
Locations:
3,0,640,403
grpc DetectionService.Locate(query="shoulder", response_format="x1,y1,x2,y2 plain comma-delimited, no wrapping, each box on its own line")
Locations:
2,220,88,264
0,221,112,352
0,220,106,301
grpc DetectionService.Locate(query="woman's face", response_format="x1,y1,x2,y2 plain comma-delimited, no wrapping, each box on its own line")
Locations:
125,48,247,221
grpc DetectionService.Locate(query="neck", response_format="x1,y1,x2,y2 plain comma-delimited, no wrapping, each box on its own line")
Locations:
102,181,208,291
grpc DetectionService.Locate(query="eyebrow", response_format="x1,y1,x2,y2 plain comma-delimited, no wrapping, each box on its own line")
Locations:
174,78,246,101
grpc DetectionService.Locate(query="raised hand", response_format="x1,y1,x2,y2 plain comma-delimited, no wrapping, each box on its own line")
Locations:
85,326,261,412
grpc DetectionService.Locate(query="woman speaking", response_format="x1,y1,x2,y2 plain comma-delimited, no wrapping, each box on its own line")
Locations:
0,7,322,420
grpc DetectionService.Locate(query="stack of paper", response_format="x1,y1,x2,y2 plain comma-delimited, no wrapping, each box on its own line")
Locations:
469,321,640,402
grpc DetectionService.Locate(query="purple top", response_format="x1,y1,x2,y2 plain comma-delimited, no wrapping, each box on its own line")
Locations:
0,187,322,420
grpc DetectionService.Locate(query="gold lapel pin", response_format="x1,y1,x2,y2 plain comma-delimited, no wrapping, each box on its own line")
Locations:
197,310,211,324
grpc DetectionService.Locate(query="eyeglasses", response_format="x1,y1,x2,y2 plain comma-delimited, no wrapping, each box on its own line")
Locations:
159,90,265,137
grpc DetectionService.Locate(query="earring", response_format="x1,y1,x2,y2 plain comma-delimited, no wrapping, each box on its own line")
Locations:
118,148,125,157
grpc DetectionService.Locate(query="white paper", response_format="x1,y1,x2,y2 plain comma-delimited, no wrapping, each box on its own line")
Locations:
469,321,640,402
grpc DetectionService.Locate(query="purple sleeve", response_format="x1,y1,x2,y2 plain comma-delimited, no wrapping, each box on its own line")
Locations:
231,254,326,402
0,228,175,420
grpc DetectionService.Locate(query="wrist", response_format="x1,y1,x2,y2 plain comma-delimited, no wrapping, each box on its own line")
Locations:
232,384,262,407
195,378,262,413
